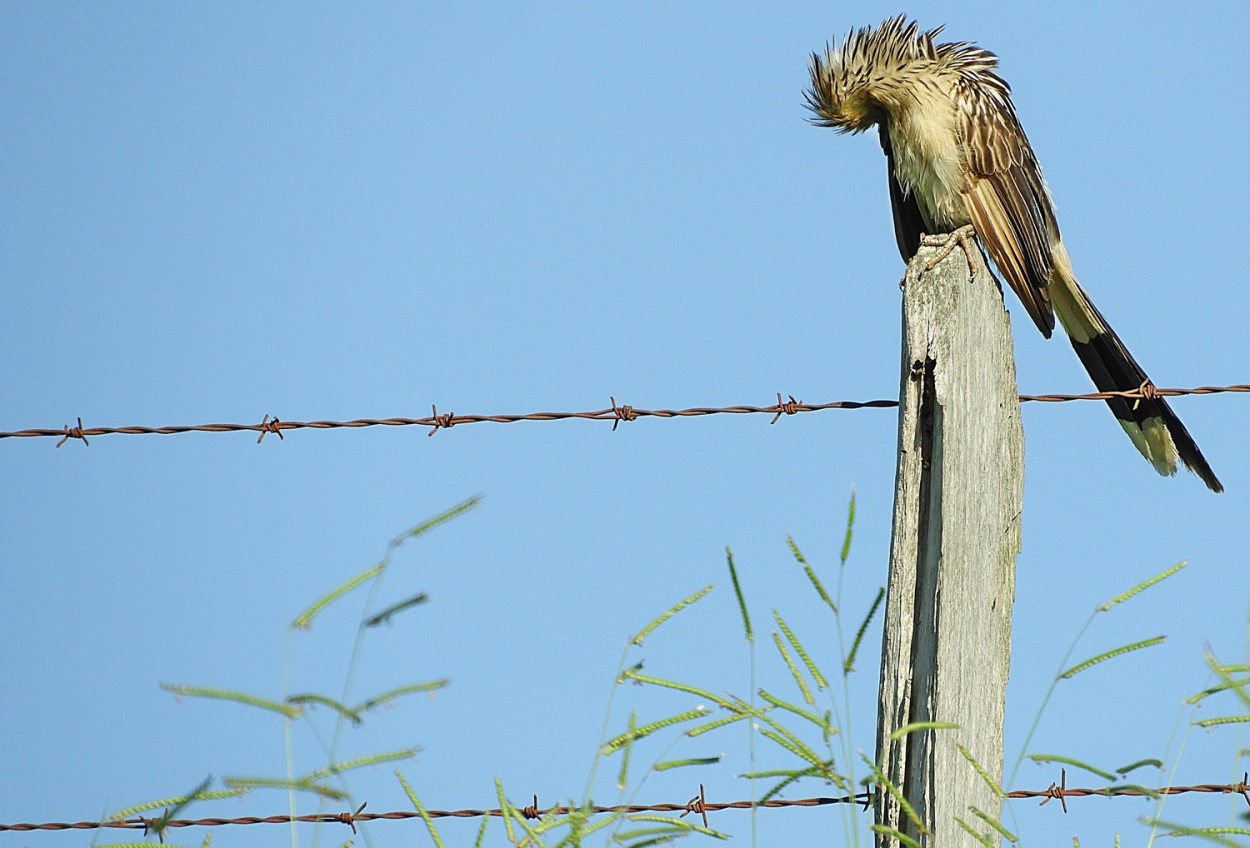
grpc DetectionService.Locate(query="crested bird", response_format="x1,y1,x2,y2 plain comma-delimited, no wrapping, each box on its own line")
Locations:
805,16,1221,492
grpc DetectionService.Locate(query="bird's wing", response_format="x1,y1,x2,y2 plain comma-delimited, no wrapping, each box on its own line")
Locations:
878,124,927,262
957,79,1057,337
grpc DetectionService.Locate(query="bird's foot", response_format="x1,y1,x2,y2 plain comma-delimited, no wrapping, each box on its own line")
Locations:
921,225,980,277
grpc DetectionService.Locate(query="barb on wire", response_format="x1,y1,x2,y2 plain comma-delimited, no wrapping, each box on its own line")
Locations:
56,416,88,448
610,396,636,431
256,414,283,444
427,405,455,437
336,802,366,834
3,775,1247,834
520,795,542,820
2,383,1246,446
680,783,709,828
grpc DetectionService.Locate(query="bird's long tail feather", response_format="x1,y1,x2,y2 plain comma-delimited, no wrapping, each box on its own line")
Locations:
1047,257,1222,492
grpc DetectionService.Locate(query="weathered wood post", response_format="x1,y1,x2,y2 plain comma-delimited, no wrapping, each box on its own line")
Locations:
874,236,1024,846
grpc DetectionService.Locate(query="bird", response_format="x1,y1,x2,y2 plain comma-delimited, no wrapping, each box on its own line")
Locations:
804,16,1222,492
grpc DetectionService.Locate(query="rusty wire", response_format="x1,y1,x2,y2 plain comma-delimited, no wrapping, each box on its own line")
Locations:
3,384,1247,447
3,774,1246,834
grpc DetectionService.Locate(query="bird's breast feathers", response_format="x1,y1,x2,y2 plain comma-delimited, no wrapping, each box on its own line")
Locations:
886,91,968,231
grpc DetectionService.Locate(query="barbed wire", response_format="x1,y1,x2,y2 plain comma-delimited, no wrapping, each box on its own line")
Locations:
3,383,1247,447
4,773,1246,835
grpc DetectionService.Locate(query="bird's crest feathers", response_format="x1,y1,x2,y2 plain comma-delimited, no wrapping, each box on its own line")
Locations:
804,15,1003,133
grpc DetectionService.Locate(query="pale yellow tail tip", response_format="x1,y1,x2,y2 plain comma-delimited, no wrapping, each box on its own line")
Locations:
1117,418,1178,477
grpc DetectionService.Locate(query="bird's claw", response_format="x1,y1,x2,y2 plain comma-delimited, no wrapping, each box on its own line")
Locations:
921,225,980,278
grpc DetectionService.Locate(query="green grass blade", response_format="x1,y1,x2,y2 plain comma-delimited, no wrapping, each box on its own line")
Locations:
969,806,1017,843
617,669,724,705
301,747,419,781
953,815,996,847
785,535,808,565
787,534,838,613
862,754,927,835
1116,758,1163,775
840,487,857,565
758,762,843,802
389,496,482,550
141,775,213,842
758,688,834,733
499,797,545,848
364,592,429,627
531,810,574,836
396,769,446,848
555,805,614,842
1059,636,1165,678
616,711,636,790
958,744,1005,797
757,717,825,771
353,679,451,713
803,567,837,615
774,609,828,690
547,815,580,845
771,629,815,706
1175,829,1250,843
625,814,728,840
1026,754,1116,781
1188,680,1250,705
845,586,884,673
1206,650,1250,709
726,693,764,715
494,778,516,844
291,563,384,630
725,547,752,641
111,787,246,819
616,660,644,682
870,826,921,848
1193,715,1250,728
1146,818,1249,846
161,683,300,718
632,584,714,646
285,693,361,724
685,711,751,737
821,708,835,746
1099,561,1188,611
741,767,811,779
615,827,692,847
473,813,490,848
223,776,346,800
601,707,710,753
756,727,818,769
1106,783,1160,798
888,721,958,741
653,756,721,771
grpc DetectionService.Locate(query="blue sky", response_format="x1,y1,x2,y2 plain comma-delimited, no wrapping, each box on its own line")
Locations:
3,3,1248,846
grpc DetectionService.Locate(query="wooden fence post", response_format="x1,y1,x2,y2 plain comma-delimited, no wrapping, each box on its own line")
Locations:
873,238,1024,845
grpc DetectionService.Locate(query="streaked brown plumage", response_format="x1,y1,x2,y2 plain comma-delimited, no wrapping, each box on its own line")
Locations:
805,16,1222,492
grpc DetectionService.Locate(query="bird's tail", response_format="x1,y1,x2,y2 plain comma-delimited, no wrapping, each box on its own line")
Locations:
1048,248,1222,492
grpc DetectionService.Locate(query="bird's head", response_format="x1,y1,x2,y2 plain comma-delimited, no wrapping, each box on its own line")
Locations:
804,16,948,133
804,59,882,133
